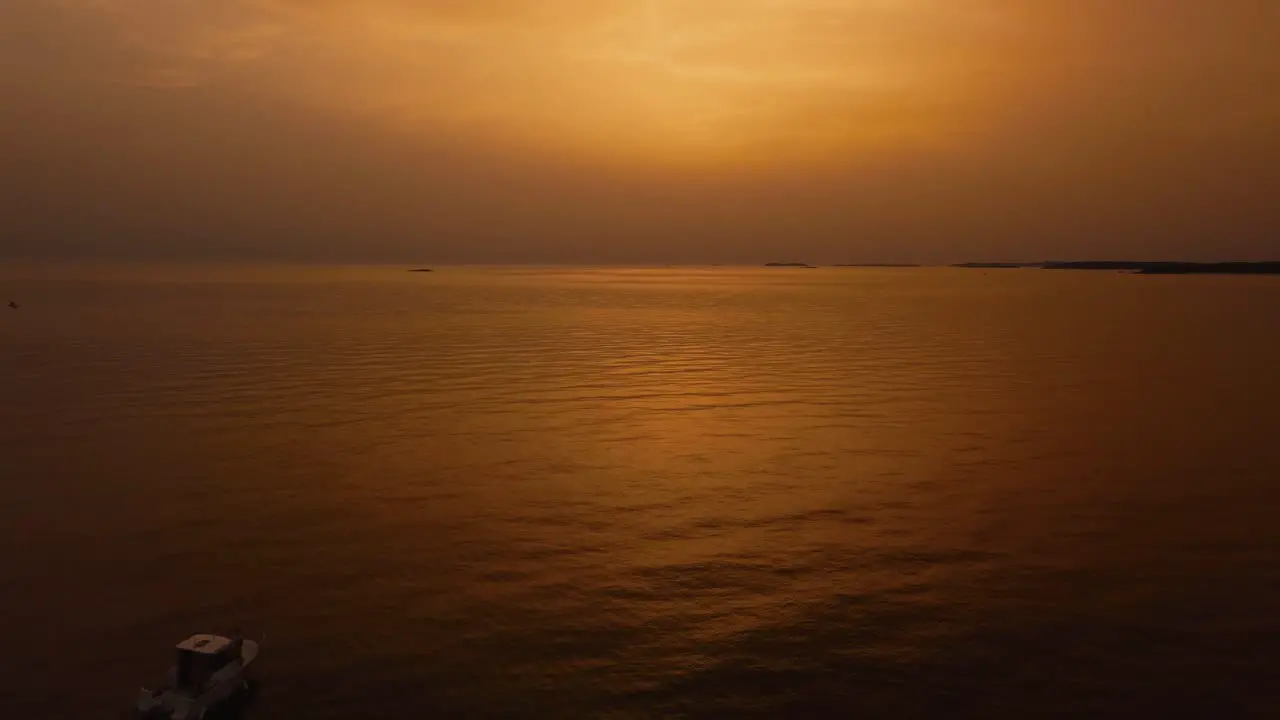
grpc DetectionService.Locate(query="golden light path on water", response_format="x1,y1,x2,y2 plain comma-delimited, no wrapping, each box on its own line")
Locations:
4,266,1280,716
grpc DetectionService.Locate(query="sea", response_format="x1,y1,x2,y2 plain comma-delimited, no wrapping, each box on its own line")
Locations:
1,265,1278,718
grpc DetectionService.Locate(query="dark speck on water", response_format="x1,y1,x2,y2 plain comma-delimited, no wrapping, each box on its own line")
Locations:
2,265,1280,718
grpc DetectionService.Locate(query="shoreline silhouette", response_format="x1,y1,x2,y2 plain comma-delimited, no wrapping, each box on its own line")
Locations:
948,261,1280,274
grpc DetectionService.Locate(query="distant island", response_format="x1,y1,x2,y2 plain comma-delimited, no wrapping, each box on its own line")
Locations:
833,263,921,268
951,262,1038,269
407,268,434,273
764,262,816,268
1043,261,1280,274
946,260,1280,274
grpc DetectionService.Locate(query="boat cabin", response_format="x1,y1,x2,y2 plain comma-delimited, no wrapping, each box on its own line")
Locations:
174,634,242,693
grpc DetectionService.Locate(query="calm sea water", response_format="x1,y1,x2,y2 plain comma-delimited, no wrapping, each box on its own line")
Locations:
2,265,1279,718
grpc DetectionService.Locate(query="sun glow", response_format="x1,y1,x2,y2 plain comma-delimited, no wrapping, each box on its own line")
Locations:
62,0,1008,168
350,0,999,167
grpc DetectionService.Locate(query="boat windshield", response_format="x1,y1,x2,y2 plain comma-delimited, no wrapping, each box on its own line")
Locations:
176,650,197,692
176,648,233,692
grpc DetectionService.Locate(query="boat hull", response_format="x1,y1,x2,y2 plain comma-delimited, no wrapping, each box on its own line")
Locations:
135,639,260,719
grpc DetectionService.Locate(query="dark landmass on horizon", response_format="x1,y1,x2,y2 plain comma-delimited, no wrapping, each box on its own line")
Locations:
389,262,1279,274
1041,261,1280,274
951,262,1038,268
834,263,921,268
943,261,1280,274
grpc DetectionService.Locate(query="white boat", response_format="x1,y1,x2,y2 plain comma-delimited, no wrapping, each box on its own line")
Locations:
135,634,260,719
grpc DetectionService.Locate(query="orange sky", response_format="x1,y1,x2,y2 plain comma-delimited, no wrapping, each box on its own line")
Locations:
2,0,1278,263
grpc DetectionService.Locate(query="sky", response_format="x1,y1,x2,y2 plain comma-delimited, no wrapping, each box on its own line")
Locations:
2,0,1278,264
